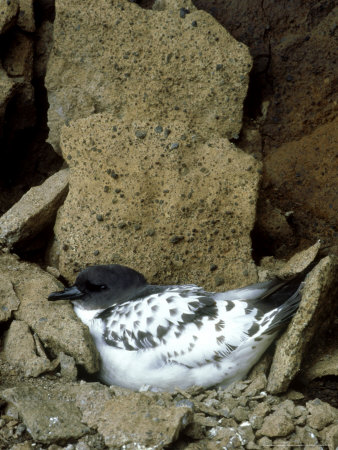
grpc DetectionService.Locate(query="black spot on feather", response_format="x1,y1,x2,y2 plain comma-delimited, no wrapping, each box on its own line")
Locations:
215,320,225,331
216,335,225,345
226,301,235,311
247,322,260,337
147,316,154,326
169,308,178,316
151,305,159,312
157,325,168,339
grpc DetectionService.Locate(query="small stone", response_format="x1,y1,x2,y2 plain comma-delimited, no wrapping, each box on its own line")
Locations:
319,423,338,450
257,436,272,447
135,129,147,139
295,425,319,445
214,275,225,287
191,21,197,27
179,7,190,18
306,399,337,430
154,125,163,133
231,406,249,422
170,142,179,150
96,214,103,221
258,410,294,437
170,235,184,244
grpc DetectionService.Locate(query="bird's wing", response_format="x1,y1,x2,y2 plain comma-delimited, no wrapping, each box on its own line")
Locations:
96,286,264,368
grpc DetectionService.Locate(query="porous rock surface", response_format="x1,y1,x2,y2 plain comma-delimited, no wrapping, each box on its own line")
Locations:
45,0,251,154
0,251,99,373
52,113,260,288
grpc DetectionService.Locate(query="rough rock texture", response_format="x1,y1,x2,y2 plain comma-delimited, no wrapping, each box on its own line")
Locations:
267,255,338,394
2,31,34,79
46,0,251,154
264,119,338,247
0,251,99,373
17,0,35,33
191,0,338,255
0,67,17,131
77,386,193,448
1,386,89,443
0,169,69,249
2,320,55,377
0,272,20,322
52,114,260,288
0,372,336,448
0,0,19,34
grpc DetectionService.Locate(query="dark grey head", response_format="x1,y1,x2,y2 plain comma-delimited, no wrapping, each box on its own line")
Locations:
48,264,147,310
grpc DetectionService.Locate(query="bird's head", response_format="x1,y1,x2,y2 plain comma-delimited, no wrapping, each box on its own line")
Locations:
48,264,147,310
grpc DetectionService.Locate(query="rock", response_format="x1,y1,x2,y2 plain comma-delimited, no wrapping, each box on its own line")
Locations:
3,31,34,79
320,423,338,450
58,352,78,381
0,67,17,127
258,409,294,438
302,345,338,382
264,120,338,240
0,0,19,34
46,0,251,154
267,254,338,394
255,200,296,257
1,320,55,377
76,387,193,448
306,399,338,431
0,386,89,444
243,373,267,397
295,425,319,446
0,252,99,373
0,273,20,322
52,114,260,289
0,169,69,249
17,0,35,32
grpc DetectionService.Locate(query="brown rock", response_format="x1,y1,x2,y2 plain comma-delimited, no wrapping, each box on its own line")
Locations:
17,0,35,32
1,320,55,377
0,252,99,373
264,119,338,234
306,399,338,431
3,31,34,79
0,67,17,125
46,0,251,154
0,0,19,34
77,388,193,448
0,272,20,322
320,423,338,450
0,169,69,249
0,386,89,444
52,114,260,288
258,410,294,438
267,254,338,394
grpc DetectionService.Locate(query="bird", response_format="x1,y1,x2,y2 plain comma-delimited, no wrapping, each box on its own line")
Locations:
48,263,313,392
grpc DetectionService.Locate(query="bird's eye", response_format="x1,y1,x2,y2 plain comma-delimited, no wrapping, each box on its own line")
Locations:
86,281,106,291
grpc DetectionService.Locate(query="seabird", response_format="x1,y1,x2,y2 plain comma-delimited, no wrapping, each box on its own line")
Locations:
48,263,312,391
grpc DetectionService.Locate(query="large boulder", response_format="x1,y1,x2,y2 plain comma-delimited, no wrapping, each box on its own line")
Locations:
51,113,261,288
46,0,251,154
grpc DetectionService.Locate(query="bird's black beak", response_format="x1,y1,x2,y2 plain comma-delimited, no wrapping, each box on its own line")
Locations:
48,285,84,301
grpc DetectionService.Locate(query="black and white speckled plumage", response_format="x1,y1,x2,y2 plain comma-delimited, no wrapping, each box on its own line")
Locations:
48,264,310,391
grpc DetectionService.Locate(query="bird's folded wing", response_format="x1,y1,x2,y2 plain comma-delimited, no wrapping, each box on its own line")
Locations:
96,286,261,368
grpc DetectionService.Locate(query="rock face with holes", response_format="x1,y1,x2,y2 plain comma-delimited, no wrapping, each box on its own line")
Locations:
45,0,251,154
50,113,261,288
